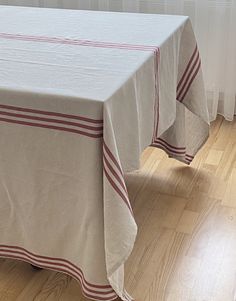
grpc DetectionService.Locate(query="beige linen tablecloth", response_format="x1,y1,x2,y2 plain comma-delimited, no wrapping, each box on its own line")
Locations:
0,6,209,301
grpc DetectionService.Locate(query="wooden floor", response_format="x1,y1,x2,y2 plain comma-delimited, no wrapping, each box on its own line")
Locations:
0,116,235,301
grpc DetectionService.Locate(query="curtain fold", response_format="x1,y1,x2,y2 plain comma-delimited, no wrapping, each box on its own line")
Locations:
1,0,235,121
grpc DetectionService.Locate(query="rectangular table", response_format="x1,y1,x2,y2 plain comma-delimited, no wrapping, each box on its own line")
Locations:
0,6,209,301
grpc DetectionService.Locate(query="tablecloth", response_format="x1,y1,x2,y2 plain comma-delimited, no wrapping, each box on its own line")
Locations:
0,6,209,301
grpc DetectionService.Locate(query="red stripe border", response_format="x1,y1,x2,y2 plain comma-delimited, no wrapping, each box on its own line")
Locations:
0,110,103,131
103,142,133,215
176,44,201,102
151,139,194,164
0,245,117,301
177,45,198,91
0,117,103,138
0,104,103,138
0,104,103,124
0,32,159,52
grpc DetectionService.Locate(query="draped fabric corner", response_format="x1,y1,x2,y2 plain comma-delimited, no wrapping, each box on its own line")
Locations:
1,0,234,121
0,5,210,300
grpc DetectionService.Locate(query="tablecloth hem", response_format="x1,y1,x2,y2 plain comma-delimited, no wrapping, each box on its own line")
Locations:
106,224,137,300
151,126,209,165
0,245,117,301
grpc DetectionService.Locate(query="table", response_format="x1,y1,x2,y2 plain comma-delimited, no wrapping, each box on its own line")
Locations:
0,6,209,301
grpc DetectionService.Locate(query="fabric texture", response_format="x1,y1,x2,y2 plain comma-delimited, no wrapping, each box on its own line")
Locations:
1,0,234,121
0,6,209,301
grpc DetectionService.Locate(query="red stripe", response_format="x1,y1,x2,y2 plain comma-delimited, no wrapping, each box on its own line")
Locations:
177,45,198,91
179,60,201,102
185,158,193,162
155,138,186,150
152,143,194,164
103,142,123,177
0,117,103,138
103,164,133,215
103,153,127,194
152,141,186,155
152,143,182,157
0,33,156,49
177,51,200,101
103,142,133,214
0,110,103,131
185,158,193,164
0,32,159,52
0,104,103,124
0,245,111,290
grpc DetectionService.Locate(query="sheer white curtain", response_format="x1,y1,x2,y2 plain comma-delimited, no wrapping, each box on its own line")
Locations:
1,0,236,121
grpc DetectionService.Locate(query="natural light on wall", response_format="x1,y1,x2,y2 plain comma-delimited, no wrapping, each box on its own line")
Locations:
1,0,235,121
